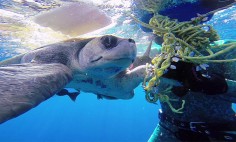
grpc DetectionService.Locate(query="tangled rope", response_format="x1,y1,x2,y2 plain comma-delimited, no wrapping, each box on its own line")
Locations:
131,2,236,113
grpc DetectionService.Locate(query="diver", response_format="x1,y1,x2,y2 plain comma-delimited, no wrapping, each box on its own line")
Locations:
132,0,236,141
152,60,236,141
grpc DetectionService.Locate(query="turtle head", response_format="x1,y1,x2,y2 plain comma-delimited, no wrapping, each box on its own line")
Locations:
78,35,136,78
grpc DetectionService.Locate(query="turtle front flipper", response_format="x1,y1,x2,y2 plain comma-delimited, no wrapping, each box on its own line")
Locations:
0,63,72,124
119,65,147,94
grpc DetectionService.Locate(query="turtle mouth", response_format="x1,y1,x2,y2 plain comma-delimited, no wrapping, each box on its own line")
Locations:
91,56,135,63
90,56,103,63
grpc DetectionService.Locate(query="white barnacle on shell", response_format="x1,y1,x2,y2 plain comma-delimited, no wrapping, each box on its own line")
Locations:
199,63,209,70
172,57,180,62
175,45,181,51
170,65,176,70
202,74,211,78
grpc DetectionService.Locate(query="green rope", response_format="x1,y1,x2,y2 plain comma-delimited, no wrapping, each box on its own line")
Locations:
132,1,236,113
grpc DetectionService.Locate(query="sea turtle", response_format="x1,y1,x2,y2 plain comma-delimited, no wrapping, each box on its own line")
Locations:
0,35,148,124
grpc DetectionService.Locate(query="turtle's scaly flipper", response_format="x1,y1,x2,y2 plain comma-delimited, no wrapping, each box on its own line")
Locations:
0,63,72,124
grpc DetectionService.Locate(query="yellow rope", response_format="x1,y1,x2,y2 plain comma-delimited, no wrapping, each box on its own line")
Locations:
132,1,236,113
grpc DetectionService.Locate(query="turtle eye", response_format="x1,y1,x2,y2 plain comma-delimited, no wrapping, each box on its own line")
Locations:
101,35,118,49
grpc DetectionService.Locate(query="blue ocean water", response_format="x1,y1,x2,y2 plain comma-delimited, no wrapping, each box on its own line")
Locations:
0,87,158,142
0,1,236,142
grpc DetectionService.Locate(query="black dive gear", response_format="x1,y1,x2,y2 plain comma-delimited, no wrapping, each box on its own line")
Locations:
163,61,228,97
159,110,236,141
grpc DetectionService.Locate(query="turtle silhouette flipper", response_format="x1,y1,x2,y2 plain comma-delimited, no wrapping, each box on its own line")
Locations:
0,63,72,124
